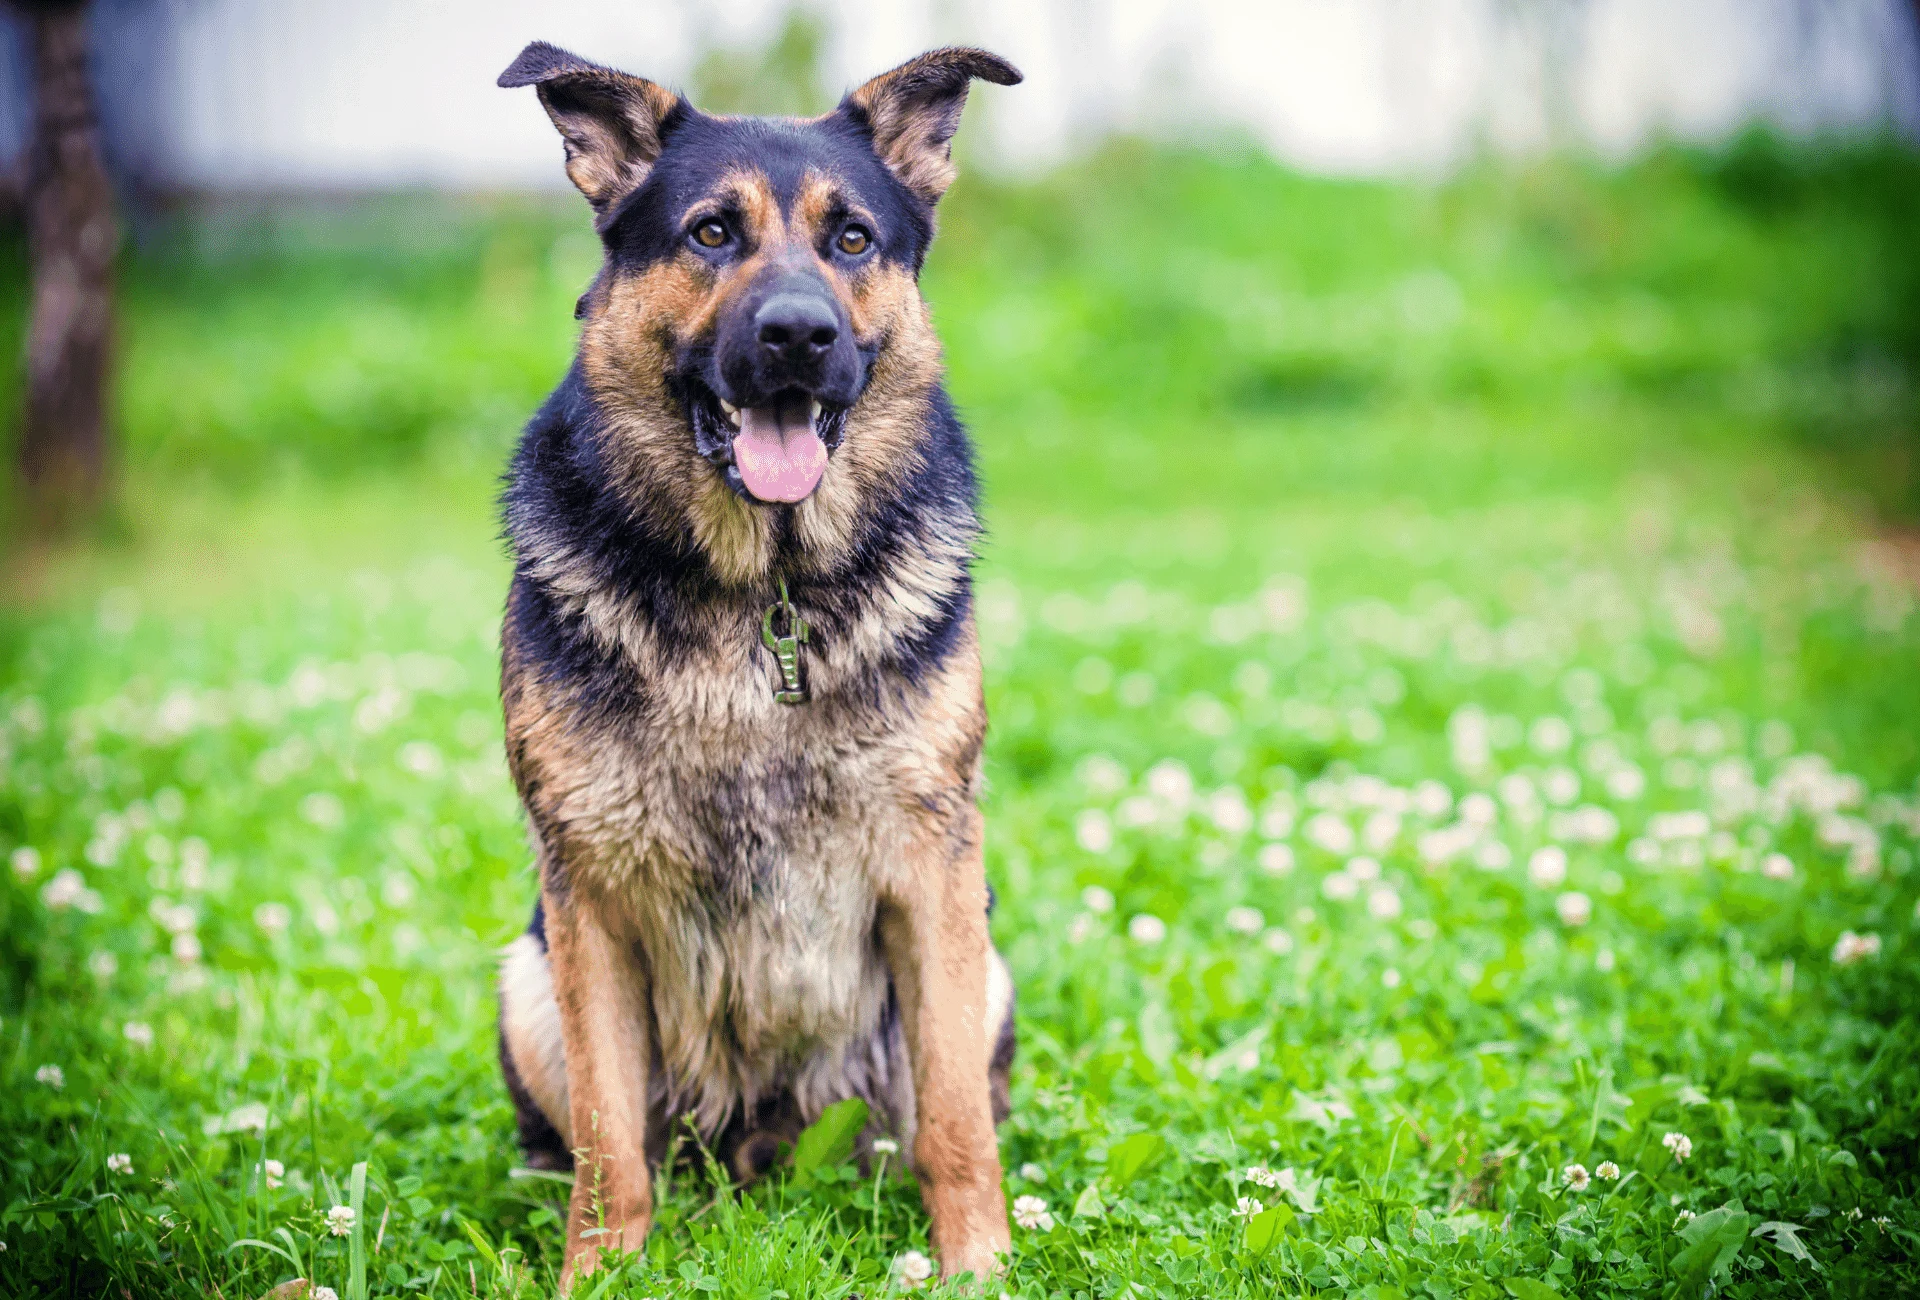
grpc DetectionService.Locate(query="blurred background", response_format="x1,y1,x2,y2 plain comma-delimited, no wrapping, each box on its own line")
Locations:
0,0,1912,541
0,0,1917,559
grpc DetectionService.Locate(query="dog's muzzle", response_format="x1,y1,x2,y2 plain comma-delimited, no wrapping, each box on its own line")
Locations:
701,269,865,504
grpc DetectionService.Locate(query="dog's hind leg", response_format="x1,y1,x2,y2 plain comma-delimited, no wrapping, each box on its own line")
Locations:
499,904,573,1170
986,944,1016,1123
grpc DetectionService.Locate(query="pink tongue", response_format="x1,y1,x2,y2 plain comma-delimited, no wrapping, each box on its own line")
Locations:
733,400,827,503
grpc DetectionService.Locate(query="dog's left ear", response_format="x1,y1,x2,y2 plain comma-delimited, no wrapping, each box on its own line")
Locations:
841,48,1022,205
499,41,682,228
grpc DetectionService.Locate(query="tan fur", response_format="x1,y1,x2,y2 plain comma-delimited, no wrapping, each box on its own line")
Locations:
534,72,678,223
847,49,1020,204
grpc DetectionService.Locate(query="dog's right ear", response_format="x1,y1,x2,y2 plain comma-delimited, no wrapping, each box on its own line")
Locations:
499,41,682,228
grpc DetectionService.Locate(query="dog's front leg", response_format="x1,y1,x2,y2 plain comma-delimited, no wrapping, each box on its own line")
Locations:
880,812,1010,1282
543,886,653,1288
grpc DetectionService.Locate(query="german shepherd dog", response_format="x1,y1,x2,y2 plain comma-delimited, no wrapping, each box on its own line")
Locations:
491,41,1022,1285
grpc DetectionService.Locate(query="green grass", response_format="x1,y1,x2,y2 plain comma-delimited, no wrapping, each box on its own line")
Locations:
2,136,1918,1298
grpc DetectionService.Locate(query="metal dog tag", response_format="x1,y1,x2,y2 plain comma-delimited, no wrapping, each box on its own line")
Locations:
761,579,810,705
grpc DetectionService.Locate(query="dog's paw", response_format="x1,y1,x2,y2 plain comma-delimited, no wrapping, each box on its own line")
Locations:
938,1239,1009,1284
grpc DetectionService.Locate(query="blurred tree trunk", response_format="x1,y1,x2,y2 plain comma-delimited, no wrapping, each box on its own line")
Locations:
12,0,116,532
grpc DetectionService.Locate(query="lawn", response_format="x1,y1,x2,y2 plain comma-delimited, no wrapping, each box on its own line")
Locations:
1,136,1918,1299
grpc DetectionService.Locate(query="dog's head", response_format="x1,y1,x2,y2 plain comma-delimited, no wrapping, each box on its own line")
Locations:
501,43,1018,534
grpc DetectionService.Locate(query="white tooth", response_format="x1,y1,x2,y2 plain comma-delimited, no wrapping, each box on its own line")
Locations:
719,400,741,429
809,400,822,425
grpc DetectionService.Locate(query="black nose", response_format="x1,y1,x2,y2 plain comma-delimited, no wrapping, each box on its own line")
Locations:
755,293,839,364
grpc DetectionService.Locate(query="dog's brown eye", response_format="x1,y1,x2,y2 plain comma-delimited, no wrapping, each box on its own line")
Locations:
837,226,870,256
693,220,728,249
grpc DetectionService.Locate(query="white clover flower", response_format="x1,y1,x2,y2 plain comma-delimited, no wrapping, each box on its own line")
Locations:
1208,788,1254,835
327,1204,355,1236
1381,968,1402,989
263,1158,284,1189
1146,760,1193,809
1531,717,1573,755
1559,805,1619,844
1541,767,1581,805
300,792,345,829
871,1137,899,1156
1832,931,1882,965
1662,1132,1692,1163
1262,927,1295,955
1472,840,1512,872
1245,1165,1281,1189
1320,871,1358,901
1555,891,1593,927
1080,885,1115,915
107,1153,132,1175
1128,914,1167,945
1873,1216,1891,1233
1224,906,1263,935
1066,913,1096,945
10,847,41,880
1233,1196,1263,1217
1596,1160,1620,1180
1346,855,1382,881
1019,1161,1045,1183
1528,846,1568,888
1078,753,1127,793
1012,1195,1053,1230
314,1288,339,1300
171,933,203,964
1367,887,1402,921
254,902,292,935
1418,825,1476,866
1563,1163,1590,1191
1411,780,1452,818
1459,793,1498,826
35,1064,63,1090
1257,842,1295,874
42,868,88,910
893,1249,934,1287
1606,766,1647,801
1497,773,1538,810
1304,813,1356,855
88,951,118,980
123,1022,153,1049
1074,810,1114,854
1361,810,1401,853
1258,799,1296,839
1674,1209,1696,1227
1846,1207,1863,1221
1761,853,1794,880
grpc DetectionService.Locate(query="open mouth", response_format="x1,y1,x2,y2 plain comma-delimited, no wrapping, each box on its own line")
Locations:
687,381,850,505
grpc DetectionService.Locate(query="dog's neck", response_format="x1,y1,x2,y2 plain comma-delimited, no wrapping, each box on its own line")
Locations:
502,367,979,691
